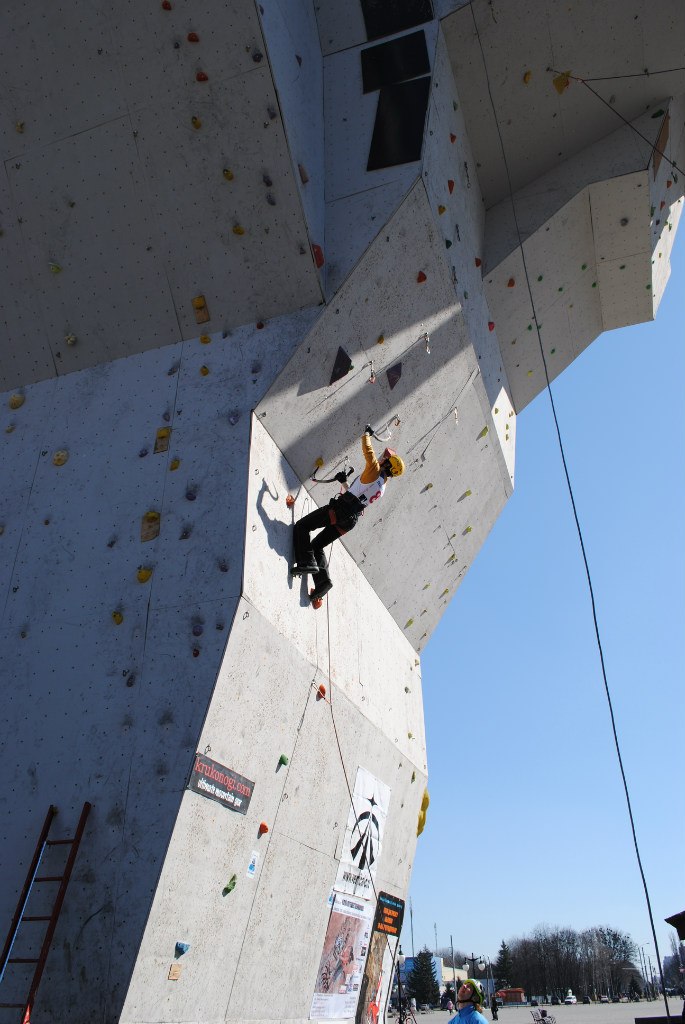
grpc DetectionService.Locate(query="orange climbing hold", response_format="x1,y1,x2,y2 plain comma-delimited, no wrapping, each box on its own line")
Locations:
417,271,427,283
474,257,482,267
317,683,326,699
507,278,515,287
258,822,269,836
286,494,295,508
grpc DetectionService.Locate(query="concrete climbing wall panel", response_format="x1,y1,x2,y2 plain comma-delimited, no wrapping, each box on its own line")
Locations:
649,98,685,310
257,0,325,255
257,182,512,647
119,421,427,1023
0,307,320,1022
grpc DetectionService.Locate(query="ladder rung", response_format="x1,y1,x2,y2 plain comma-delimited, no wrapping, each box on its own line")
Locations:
9,957,39,963
35,876,63,882
22,916,51,921
46,838,73,846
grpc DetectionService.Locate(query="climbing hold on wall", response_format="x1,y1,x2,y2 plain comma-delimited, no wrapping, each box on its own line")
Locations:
416,788,430,836
52,449,69,466
317,684,327,699
450,133,456,143
185,487,197,501
523,70,532,84
474,257,482,267
477,425,488,439
195,71,208,81
407,731,413,739
112,610,124,625
404,618,414,629
460,489,472,499
507,278,515,287
447,179,454,193
311,243,325,268
411,770,416,782
376,334,385,344
65,332,77,346
445,239,452,249
552,70,572,95
191,116,202,129
416,271,427,283
463,526,472,535
285,494,295,508
298,163,309,184
438,204,446,215
15,121,25,133
258,822,269,836
137,567,153,584
666,179,673,189
329,347,353,385
222,168,234,181
440,588,450,598
222,875,237,896
161,0,171,8
488,321,495,331
192,623,203,637
278,754,289,766
170,457,180,471
232,225,245,235
49,261,62,274
581,263,587,270
154,427,171,453
386,363,402,390
175,942,190,958
192,647,200,658
141,510,161,542
200,333,211,344
200,365,210,376
187,31,199,41
9,393,25,410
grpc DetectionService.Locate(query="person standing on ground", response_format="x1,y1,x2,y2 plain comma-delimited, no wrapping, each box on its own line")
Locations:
292,428,405,600
449,980,490,1024
491,993,499,1021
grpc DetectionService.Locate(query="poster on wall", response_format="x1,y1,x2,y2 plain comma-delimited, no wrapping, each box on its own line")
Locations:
334,767,391,898
309,892,374,1020
355,892,405,1024
187,753,254,814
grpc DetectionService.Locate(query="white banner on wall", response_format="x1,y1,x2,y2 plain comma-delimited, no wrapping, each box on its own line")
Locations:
334,766,390,899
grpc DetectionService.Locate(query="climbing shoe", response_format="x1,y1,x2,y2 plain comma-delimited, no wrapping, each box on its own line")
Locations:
291,562,318,577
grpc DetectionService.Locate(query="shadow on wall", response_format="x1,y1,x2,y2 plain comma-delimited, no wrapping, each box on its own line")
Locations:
255,477,311,607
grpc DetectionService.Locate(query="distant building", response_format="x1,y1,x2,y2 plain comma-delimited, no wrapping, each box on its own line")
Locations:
497,987,527,1004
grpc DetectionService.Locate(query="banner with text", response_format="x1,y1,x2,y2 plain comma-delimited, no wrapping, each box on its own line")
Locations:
335,766,390,899
310,892,374,1020
187,753,254,814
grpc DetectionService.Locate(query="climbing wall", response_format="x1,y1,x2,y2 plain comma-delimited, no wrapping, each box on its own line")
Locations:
119,418,426,1024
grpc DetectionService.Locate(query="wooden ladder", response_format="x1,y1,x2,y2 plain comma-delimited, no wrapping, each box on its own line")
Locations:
0,802,92,1023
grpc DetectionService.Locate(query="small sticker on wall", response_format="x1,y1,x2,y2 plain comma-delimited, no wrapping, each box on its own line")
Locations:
246,851,260,878
168,964,182,981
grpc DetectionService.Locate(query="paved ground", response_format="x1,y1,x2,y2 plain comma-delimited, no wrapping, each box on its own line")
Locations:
391,999,683,1024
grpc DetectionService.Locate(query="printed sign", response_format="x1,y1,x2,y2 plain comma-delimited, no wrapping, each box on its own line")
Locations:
246,850,260,878
187,753,254,814
335,767,390,898
310,892,374,1020
372,891,405,937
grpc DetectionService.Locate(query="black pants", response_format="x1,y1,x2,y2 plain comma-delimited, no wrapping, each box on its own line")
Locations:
293,501,358,585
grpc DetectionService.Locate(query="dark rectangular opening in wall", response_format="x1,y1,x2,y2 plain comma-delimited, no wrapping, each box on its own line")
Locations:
367,77,431,170
361,31,430,93
360,0,433,41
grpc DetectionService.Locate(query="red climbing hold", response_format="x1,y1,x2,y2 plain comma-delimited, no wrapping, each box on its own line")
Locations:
286,494,295,508
666,179,672,188
311,243,325,268
488,321,495,332
417,271,427,283
161,0,171,8
450,133,456,143
256,320,265,329
507,278,515,287
196,71,208,82
187,31,199,42
474,257,482,267
660,200,666,210
258,822,269,836
317,683,327,698
447,179,455,194
312,598,324,610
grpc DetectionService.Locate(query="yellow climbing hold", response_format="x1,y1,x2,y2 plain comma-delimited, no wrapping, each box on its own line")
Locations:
464,525,472,533
315,457,324,469
200,333,211,344
438,204,446,215
523,70,532,84
463,489,472,497
232,225,245,235
417,788,430,837
440,588,449,598
200,365,210,376
222,168,234,181
49,261,62,274
376,334,385,344
191,116,202,129
52,449,69,466
407,731,414,739
141,510,161,542
477,425,488,439
422,583,430,590
137,566,153,584
553,70,572,95
170,457,180,471
112,610,124,625
9,393,25,410
404,618,414,629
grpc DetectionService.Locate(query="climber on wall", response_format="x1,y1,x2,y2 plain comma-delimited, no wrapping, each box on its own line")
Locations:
292,428,405,601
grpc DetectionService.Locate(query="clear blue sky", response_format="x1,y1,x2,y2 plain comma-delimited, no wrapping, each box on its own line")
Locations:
408,228,684,973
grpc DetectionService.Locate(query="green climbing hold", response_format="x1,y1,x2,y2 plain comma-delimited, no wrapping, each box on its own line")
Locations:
650,109,665,118
620,264,626,270
581,263,588,270
278,754,289,766
222,874,237,896
527,324,532,331
646,283,651,290
477,425,488,440
537,275,543,281
592,282,597,288
550,348,556,354
558,286,563,292
445,239,452,249
404,618,414,629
